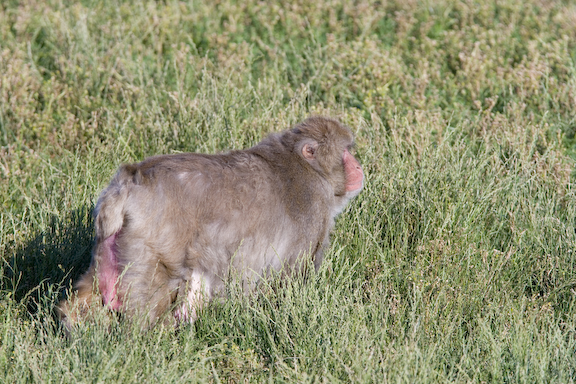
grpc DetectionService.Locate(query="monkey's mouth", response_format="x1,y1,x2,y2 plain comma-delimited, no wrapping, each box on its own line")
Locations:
347,180,363,191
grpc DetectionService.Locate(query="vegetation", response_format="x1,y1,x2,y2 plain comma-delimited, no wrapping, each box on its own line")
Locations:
1,0,576,382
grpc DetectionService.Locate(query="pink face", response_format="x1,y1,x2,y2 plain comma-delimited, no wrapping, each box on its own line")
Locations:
343,149,364,193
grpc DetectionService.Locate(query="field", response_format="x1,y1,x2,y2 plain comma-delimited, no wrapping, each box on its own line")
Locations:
2,0,576,382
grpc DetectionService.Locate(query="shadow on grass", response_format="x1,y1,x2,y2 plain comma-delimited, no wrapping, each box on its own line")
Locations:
1,206,94,314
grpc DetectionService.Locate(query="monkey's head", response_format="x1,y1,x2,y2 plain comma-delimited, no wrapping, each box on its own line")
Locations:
285,116,364,200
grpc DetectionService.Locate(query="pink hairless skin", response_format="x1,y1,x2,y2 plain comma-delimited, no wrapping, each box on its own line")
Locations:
99,233,122,310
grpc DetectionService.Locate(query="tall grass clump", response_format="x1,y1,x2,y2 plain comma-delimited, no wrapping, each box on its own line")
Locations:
1,0,576,382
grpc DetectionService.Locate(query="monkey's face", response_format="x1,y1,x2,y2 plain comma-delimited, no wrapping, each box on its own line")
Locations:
342,148,364,196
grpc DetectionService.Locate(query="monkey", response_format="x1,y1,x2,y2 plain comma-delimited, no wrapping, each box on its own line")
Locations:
58,116,364,328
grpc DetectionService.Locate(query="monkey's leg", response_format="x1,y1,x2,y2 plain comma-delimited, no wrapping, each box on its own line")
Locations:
57,231,123,329
174,270,213,325
56,265,100,328
115,241,183,326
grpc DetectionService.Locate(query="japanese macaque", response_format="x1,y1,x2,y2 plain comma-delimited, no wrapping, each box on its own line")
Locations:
58,116,364,328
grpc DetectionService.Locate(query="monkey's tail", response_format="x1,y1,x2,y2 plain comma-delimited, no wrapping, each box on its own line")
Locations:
94,164,137,240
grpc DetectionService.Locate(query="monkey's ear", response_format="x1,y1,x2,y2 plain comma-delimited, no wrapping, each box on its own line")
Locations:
301,142,318,160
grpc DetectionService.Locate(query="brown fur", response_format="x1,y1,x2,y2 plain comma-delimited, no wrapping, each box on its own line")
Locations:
58,116,363,328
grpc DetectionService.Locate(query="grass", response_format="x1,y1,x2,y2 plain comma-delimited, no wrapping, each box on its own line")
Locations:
1,0,576,382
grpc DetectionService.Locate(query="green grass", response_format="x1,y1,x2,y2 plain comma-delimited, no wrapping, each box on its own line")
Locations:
2,0,576,382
